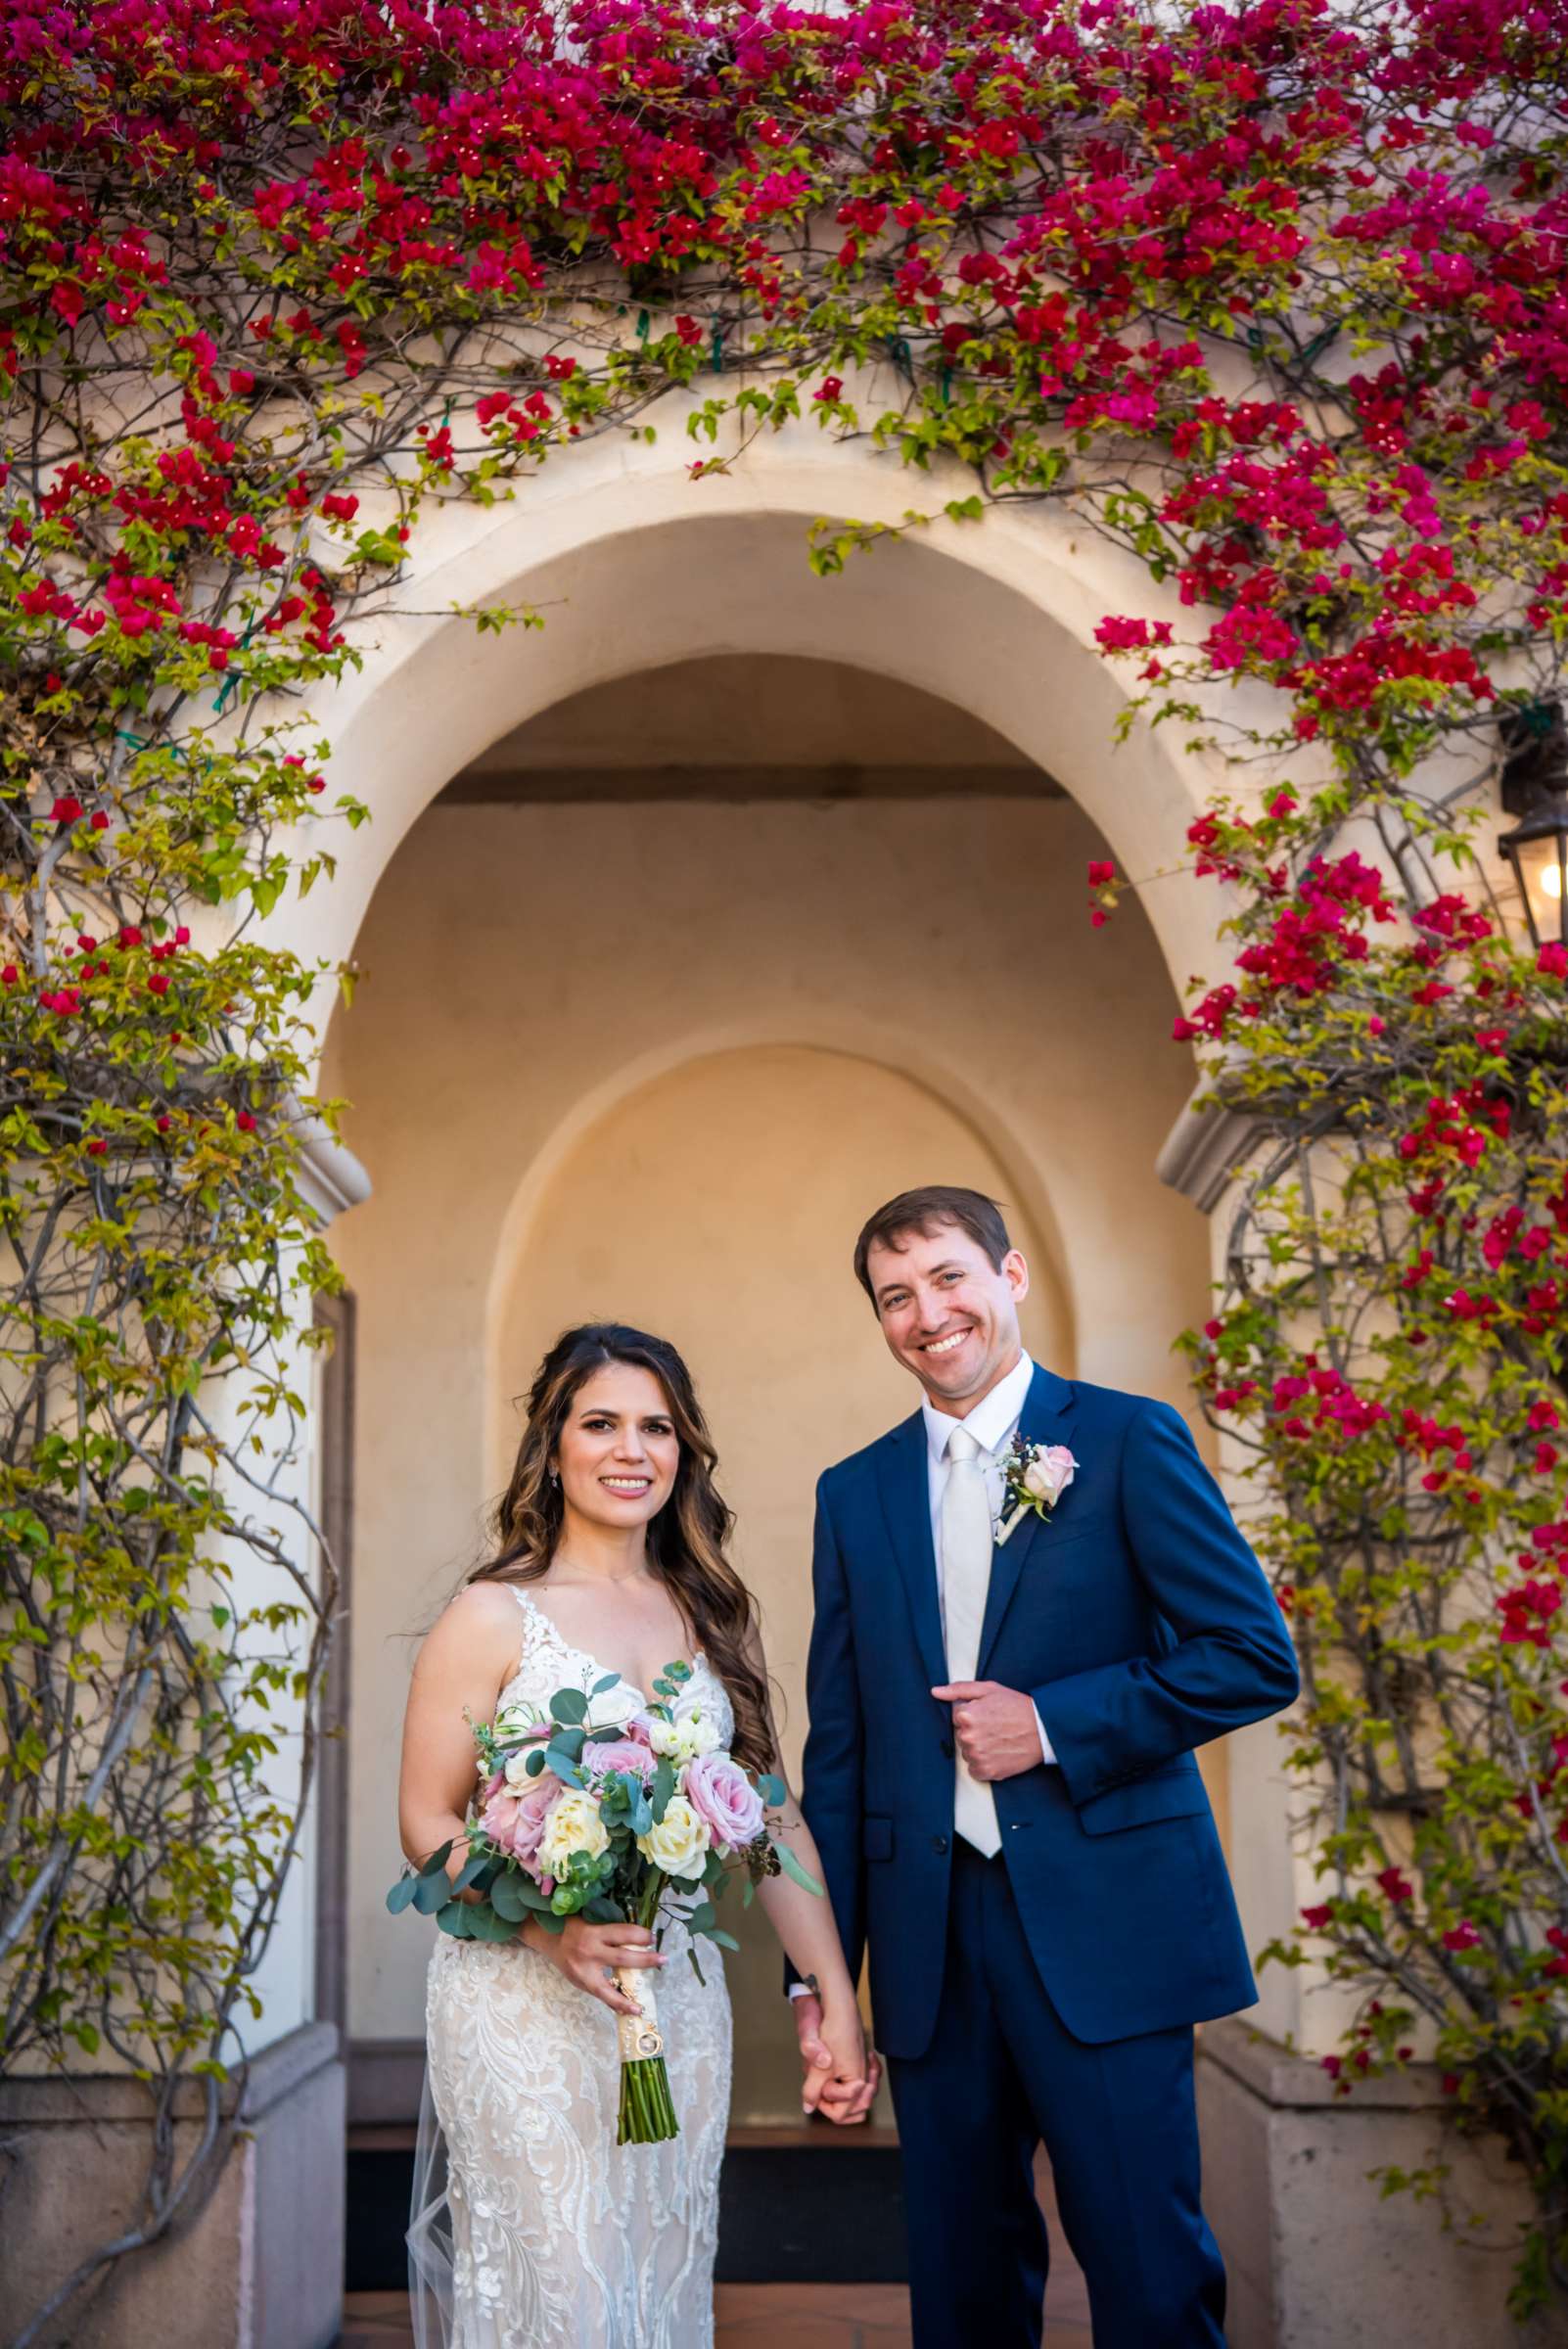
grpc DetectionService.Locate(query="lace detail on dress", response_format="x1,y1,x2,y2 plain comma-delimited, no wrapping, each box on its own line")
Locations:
415,1587,734,2348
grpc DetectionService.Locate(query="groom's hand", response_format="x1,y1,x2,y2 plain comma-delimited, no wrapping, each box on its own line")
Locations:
793,1992,881,2124
931,1681,1043,1781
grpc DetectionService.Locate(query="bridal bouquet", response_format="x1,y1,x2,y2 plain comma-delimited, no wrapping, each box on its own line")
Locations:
388,1660,817,2145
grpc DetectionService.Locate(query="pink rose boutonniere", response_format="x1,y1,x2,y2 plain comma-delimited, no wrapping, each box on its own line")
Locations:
997,1435,1079,1547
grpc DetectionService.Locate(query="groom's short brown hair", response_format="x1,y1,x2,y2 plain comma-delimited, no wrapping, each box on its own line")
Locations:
853,1186,1013,1305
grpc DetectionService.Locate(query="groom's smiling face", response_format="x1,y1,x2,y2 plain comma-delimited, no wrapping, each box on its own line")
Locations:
865,1220,1030,1415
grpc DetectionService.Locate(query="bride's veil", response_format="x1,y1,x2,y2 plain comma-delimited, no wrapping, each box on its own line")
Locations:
407,2061,457,2349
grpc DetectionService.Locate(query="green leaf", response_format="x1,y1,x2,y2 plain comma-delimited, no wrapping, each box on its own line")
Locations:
489,1872,530,1921
420,1838,454,1876
412,1867,451,1915
591,1673,621,1695
386,1872,420,1914
651,1758,676,1824
467,1905,520,1943
757,1773,786,1807
775,1843,823,1897
550,1688,589,1727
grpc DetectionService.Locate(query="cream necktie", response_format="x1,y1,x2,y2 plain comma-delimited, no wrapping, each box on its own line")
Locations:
941,1424,1001,1857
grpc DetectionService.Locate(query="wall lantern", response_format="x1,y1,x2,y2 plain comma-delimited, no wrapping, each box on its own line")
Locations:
1498,701,1568,952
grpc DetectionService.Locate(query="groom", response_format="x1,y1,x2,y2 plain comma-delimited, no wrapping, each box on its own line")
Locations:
789,1186,1299,2347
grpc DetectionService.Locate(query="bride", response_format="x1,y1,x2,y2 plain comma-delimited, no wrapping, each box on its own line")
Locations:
396,1321,875,2348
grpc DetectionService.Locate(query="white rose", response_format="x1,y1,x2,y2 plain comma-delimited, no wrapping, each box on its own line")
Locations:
495,1696,547,1740
502,1747,539,1791
636,1794,712,1881
584,1679,643,1733
537,1789,610,1877
647,1705,721,1765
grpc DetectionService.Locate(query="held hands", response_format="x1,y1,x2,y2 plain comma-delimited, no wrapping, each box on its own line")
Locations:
792,1990,881,2125
527,1913,667,2019
930,1681,1044,1781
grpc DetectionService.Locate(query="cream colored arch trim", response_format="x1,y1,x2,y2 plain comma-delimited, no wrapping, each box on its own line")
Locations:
260,407,1235,1018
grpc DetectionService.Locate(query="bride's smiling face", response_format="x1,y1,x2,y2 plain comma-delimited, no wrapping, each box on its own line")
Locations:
554,1364,681,1531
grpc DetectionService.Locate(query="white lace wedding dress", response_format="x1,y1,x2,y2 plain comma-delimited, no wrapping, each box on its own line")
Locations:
409,1587,734,2349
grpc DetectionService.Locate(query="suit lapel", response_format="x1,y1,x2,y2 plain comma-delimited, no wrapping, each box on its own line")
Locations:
976,1364,1079,1676
873,1411,947,1692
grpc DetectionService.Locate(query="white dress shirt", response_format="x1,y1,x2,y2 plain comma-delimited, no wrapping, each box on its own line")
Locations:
922,1351,1057,1768
788,1354,1055,1998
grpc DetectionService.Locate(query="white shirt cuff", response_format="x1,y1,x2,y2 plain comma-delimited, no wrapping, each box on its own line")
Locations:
1034,1704,1057,1768
786,1980,813,2001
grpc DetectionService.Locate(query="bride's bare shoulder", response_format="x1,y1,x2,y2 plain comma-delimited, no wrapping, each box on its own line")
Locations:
421,1576,523,1664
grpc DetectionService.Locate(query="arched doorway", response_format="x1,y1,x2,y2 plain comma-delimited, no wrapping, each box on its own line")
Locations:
320,647,1213,2128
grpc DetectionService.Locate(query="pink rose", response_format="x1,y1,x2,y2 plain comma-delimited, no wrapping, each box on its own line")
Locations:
1022,1444,1077,1505
480,1774,560,1879
683,1752,765,1854
584,1737,656,1782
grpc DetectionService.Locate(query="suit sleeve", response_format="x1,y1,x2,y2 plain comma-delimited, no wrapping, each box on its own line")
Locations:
1032,1400,1299,1808
785,1477,865,1995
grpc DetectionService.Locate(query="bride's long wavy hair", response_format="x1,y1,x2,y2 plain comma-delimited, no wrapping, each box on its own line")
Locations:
471,1322,772,1777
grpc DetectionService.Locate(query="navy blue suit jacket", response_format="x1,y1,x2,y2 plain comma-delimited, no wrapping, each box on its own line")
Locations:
798,1364,1300,2057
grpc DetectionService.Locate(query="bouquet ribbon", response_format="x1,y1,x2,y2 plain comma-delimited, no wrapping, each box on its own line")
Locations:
614,1968,666,2063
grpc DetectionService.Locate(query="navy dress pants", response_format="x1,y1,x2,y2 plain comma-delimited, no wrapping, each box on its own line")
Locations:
885,1841,1227,2349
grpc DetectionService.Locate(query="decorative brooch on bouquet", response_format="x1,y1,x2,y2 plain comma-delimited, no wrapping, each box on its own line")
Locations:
996,1435,1079,1546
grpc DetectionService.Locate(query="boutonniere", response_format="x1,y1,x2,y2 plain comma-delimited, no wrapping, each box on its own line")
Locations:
996,1434,1080,1546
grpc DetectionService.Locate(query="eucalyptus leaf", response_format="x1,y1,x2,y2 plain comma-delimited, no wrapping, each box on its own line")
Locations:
775,1843,824,1897
489,1873,530,1921
550,1687,589,1727
420,1837,454,1876
468,1904,520,1942
757,1773,786,1807
651,1758,676,1823
711,1929,740,1953
436,1901,474,1937
590,1673,621,1695
412,1867,451,1915
386,1872,420,1914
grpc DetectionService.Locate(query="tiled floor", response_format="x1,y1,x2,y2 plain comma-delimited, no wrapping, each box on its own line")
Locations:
343,2280,1091,2348
340,2159,1092,2348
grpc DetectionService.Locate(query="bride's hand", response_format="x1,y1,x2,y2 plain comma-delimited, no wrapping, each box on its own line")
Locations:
526,1915,668,2017
813,1998,879,2127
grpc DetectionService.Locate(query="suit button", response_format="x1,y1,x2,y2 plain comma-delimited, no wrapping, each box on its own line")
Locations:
932,1834,949,1855
940,1736,954,1759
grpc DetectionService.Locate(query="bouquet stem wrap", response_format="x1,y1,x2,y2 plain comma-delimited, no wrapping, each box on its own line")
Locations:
613,1968,677,2144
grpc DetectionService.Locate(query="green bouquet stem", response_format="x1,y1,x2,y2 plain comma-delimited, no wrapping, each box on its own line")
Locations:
617,2052,678,2145
615,1871,677,2144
